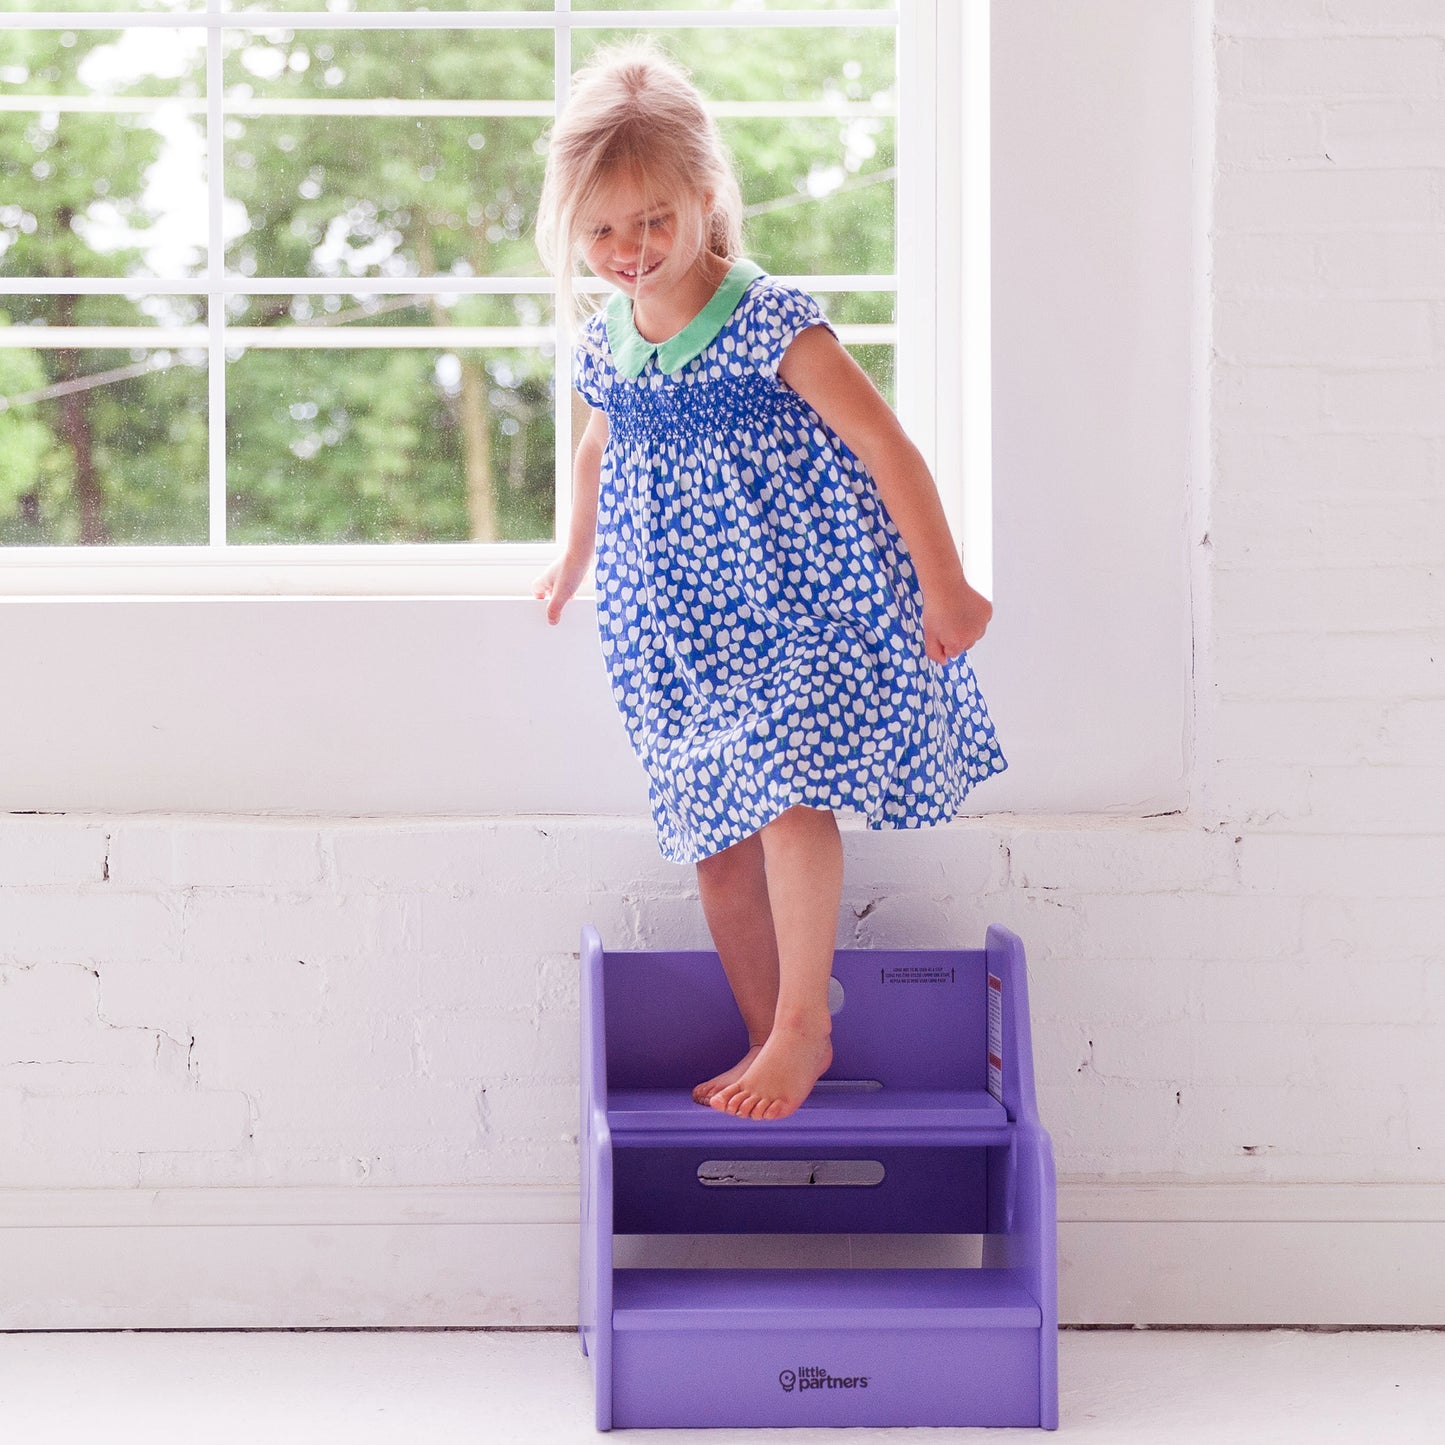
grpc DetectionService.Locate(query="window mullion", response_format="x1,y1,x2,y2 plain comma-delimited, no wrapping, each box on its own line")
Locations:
207,0,226,548
553,0,574,576
895,0,937,484
958,0,992,599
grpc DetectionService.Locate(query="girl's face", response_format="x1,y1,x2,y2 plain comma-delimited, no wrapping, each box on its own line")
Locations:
579,169,708,300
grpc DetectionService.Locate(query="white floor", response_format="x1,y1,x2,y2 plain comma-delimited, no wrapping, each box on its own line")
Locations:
1,1329,1443,1443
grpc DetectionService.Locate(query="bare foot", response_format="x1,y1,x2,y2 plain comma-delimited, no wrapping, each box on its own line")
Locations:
708,1023,833,1121
692,1045,764,1105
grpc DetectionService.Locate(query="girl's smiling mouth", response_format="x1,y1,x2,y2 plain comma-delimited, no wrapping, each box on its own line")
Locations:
617,257,664,282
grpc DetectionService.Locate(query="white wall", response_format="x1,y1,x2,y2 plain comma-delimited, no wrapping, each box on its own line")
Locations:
2,0,1443,1328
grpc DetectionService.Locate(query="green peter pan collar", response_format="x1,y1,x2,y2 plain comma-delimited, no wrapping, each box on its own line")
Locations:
607,258,764,378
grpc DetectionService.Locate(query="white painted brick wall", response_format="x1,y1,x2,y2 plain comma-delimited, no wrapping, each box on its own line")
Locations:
1,8,1443,1217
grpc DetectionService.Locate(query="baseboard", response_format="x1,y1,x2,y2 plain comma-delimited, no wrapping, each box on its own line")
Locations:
1,1184,1441,1329
1058,1183,1445,1326
0,1186,580,1330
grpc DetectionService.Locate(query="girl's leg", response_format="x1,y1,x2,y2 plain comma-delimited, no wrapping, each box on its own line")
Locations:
692,830,781,1103
710,804,840,1121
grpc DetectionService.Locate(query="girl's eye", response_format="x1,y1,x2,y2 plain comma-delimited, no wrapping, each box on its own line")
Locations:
646,214,671,230
590,226,610,239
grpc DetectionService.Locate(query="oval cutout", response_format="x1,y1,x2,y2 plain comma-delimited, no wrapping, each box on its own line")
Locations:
697,1159,886,1187
811,1078,883,1092
827,976,845,1015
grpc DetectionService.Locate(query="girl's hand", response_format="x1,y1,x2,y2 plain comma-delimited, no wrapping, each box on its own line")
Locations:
921,577,993,664
533,551,593,625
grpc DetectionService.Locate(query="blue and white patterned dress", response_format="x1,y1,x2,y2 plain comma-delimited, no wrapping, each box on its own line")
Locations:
574,258,1007,865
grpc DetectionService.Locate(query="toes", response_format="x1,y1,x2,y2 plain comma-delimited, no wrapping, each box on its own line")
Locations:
730,1092,754,1118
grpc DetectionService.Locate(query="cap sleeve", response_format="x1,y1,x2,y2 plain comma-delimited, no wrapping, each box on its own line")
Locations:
746,281,837,380
572,309,612,410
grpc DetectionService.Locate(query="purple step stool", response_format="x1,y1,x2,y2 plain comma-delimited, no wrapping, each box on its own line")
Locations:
578,923,1058,1431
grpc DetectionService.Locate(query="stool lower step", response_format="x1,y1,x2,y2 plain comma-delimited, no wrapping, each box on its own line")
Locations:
610,1267,1045,1429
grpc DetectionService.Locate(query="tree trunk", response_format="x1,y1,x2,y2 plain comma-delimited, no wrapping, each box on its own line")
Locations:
416,226,495,541
53,288,111,545
456,357,497,541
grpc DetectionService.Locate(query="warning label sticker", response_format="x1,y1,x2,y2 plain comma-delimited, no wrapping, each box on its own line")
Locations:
879,965,957,985
987,973,1004,1102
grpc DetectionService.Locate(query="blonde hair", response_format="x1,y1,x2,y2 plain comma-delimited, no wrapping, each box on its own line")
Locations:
536,37,745,328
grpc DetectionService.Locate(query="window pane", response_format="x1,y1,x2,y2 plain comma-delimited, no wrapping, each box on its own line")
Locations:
813,289,894,326
225,346,555,544
728,116,893,276
225,1,551,11
4,2,204,13
576,2,890,10
0,109,209,280
0,25,205,99
222,26,552,104
0,294,203,329
226,290,548,330
0,26,208,280
574,25,894,103
0,332,208,546
223,114,548,279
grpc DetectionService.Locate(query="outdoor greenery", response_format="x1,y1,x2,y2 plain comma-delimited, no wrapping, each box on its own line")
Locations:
0,6,896,547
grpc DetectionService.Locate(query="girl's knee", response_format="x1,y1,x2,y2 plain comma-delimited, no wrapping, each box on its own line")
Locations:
764,803,834,831
696,831,763,874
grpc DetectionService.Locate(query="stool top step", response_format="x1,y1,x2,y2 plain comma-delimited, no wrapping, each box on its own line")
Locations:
606,1086,1010,1146
612,1267,1043,1331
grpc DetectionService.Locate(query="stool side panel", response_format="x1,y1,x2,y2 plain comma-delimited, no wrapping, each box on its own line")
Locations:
579,926,614,1429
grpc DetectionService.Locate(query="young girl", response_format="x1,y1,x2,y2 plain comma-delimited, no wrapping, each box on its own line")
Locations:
533,39,1006,1123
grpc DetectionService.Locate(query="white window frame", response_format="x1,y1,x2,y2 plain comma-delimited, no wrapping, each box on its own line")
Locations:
1,1,986,598
0,2,1198,820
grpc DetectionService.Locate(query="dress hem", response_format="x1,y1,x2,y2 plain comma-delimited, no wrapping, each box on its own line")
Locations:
655,756,1009,866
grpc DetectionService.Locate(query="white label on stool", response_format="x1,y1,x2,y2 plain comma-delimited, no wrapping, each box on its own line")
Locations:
987,972,1004,1102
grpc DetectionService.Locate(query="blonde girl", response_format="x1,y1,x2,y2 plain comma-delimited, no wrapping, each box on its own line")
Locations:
534,38,1006,1121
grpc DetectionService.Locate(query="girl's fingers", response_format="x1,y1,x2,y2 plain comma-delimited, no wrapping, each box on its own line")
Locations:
547,586,574,623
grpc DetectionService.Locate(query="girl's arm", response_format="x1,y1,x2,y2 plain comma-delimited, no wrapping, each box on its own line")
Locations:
777,325,993,661
534,405,607,625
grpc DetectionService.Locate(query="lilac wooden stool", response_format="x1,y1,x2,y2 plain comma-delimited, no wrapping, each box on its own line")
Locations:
578,923,1058,1431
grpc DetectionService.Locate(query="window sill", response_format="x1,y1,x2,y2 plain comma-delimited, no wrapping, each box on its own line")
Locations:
0,547,576,599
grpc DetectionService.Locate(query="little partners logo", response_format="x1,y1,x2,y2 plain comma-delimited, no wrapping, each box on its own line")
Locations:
778,1364,870,1393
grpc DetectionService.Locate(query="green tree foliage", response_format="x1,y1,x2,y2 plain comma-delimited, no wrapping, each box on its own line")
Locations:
0,12,895,549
